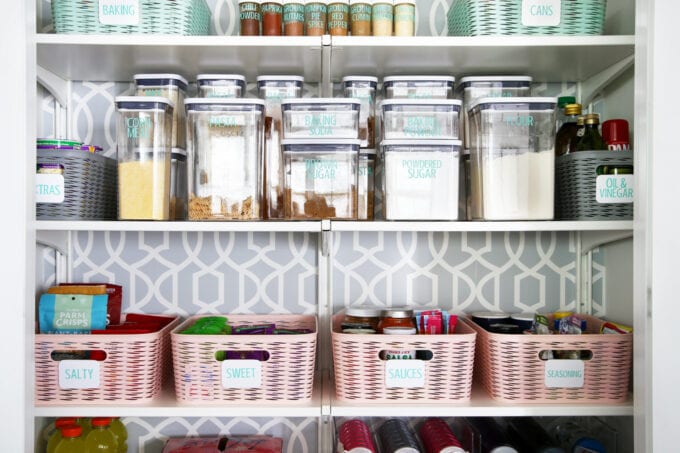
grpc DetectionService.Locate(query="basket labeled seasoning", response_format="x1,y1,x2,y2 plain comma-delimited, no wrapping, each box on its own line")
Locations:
358,148,376,220
457,75,532,149
281,98,361,139
115,96,174,221
383,139,461,221
282,138,360,219
383,76,455,100
468,97,557,220
467,315,632,403
257,75,305,219
134,74,188,150
171,315,317,404
380,99,462,140
342,75,378,148
331,311,476,403
196,74,247,99
185,98,265,221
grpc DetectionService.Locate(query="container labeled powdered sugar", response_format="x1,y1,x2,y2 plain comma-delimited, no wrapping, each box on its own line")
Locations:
468,97,557,220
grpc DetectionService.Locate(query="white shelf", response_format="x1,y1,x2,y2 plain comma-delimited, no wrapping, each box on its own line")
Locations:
33,220,323,233
332,220,634,233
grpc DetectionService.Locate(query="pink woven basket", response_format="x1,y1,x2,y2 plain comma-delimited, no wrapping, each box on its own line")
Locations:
331,313,476,403
171,314,317,404
34,314,180,405
467,315,633,403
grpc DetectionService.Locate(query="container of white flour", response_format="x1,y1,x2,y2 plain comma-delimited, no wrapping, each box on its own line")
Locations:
468,97,557,220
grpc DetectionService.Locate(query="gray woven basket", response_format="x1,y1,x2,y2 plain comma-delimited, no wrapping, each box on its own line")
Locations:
37,150,118,220
556,150,633,220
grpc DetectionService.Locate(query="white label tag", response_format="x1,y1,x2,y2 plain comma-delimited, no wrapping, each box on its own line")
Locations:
385,360,425,388
522,0,561,26
221,360,262,388
58,360,101,389
35,173,65,203
596,174,634,203
545,360,585,388
99,0,140,26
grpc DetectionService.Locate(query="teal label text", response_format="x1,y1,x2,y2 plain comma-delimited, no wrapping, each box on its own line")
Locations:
261,3,283,14
305,113,337,136
504,115,534,127
101,4,136,16
240,3,261,20
404,116,441,136
283,4,305,22
531,4,554,16
401,159,442,178
127,117,151,139
358,165,374,177
387,367,423,378
546,369,583,378
210,115,239,127
306,159,338,179
394,4,415,21
372,4,393,21
350,4,371,22
54,295,93,330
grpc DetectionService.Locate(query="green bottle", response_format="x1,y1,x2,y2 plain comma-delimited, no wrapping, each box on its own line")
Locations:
85,417,118,452
109,417,128,453
575,113,607,152
46,418,77,453
54,425,88,453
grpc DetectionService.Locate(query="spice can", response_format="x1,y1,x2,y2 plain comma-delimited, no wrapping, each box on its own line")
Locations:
134,73,188,150
328,0,350,35
283,0,306,35
262,0,283,35
196,74,247,99
372,0,393,36
349,0,373,36
342,75,378,148
393,0,415,36
240,0,263,35
305,0,329,35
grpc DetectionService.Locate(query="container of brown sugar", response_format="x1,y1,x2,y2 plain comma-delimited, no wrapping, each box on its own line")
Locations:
282,138,360,219
283,0,306,35
185,98,265,221
349,0,372,35
342,75,378,148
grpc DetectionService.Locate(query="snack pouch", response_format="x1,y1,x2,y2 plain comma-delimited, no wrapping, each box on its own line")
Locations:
38,293,108,334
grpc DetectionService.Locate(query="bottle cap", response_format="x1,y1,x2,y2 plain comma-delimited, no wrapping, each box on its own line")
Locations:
602,119,630,145
61,426,83,438
564,103,582,116
576,116,585,126
585,113,600,125
557,96,576,108
91,417,113,427
55,418,77,428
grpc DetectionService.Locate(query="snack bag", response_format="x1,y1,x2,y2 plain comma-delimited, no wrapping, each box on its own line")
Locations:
38,293,108,334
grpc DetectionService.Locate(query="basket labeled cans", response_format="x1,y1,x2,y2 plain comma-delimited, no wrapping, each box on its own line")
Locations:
331,310,476,403
171,314,317,404
34,314,179,405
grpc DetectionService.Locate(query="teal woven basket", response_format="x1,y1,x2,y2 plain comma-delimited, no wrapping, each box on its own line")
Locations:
447,0,606,36
51,0,211,35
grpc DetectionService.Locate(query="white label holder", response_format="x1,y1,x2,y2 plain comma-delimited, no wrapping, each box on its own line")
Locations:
35,174,65,203
99,0,141,26
58,360,101,389
385,360,425,388
521,0,561,27
544,359,585,388
221,360,262,389
596,174,634,203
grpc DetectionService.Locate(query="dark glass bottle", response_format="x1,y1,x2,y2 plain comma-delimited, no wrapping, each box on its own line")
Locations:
555,103,582,156
574,113,607,152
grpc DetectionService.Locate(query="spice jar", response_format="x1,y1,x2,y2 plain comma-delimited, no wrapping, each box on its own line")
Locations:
328,0,350,35
184,98,265,221
342,75,378,148
344,306,381,330
377,307,415,332
240,0,262,35
393,0,415,36
349,0,372,35
358,149,375,220
283,0,306,35
196,74,247,99
372,0,393,36
262,0,283,35
115,96,174,221
305,0,328,36
134,73,188,150
170,148,188,220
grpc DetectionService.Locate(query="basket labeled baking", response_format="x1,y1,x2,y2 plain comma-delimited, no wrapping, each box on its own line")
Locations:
171,315,317,404
447,0,606,36
467,315,632,403
36,149,118,220
331,313,476,403
556,150,633,220
34,314,179,405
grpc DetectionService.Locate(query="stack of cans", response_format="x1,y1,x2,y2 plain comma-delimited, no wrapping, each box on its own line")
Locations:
338,419,377,453
378,419,421,453
419,418,466,453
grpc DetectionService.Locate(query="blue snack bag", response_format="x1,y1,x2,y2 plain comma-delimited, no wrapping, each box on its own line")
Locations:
39,293,108,334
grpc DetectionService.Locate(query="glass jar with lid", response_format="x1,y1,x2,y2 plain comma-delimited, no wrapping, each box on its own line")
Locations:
133,73,188,150
343,306,381,330
196,74,247,99
377,307,415,333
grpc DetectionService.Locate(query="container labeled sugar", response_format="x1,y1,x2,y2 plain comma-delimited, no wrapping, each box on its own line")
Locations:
134,73,187,150
468,97,557,220
115,96,174,221
382,139,461,220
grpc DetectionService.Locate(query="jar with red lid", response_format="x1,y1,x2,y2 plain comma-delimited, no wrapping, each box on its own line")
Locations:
377,307,415,333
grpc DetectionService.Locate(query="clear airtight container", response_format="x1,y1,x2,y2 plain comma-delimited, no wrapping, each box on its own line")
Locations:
185,98,265,221
342,76,378,148
170,149,188,220
282,138,360,219
196,74,247,98
134,73,188,150
115,96,174,221
358,148,376,220
468,97,557,221
380,99,462,140
382,139,461,221
281,98,361,139
257,75,305,219
458,76,533,149
383,76,456,99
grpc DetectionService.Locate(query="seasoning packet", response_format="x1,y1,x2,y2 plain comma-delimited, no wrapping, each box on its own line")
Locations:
38,293,108,334
601,321,633,334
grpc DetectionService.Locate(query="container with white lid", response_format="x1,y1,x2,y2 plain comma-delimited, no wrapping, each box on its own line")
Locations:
134,73,188,149
281,138,360,219
380,99,462,140
342,76,378,148
196,74,247,98
184,98,266,221
281,98,361,139
382,139,461,221
115,96,175,221
458,75,533,148
468,96,557,221
383,75,456,99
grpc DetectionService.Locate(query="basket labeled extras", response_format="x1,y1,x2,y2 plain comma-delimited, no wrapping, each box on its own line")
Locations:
467,315,632,403
331,313,476,403
171,315,317,404
34,314,179,405
447,0,606,36
556,150,633,220
36,149,118,220
51,0,211,35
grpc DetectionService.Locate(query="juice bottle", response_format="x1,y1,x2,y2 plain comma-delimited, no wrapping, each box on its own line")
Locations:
76,417,92,437
85,417,118,452
54,425,88,453
46,418,77,453
109,417,128,453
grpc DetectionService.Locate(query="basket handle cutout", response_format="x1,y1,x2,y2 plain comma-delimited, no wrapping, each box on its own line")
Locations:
538,350,593,361
50,350,107,361
596,164,633,176
379,350,433,361
215,350,270,362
